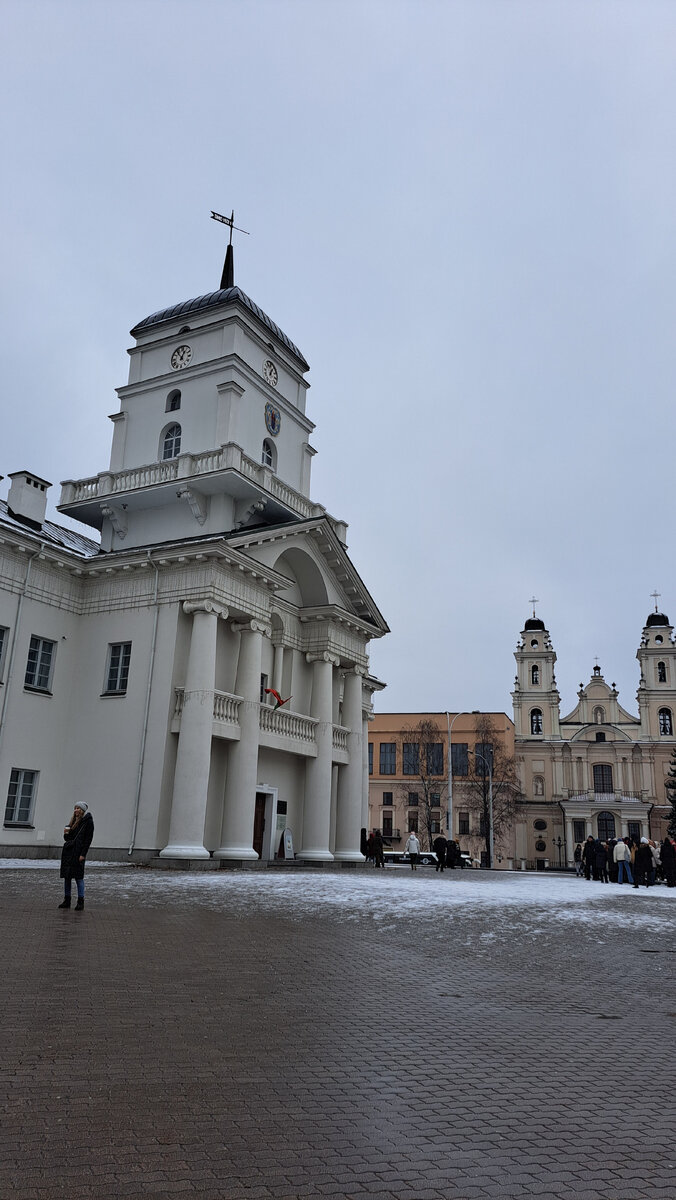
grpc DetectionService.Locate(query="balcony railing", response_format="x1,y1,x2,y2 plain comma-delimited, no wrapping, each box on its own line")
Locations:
173,688,349,756
60,443,327,523
566,791,643,804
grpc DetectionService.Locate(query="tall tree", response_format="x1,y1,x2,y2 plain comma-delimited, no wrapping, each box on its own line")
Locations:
397,718,448,851
454,714,520,867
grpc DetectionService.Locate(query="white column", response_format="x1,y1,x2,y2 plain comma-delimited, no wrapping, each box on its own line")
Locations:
272,642,284,693
299,652,338,860
362,712,370,831
334,667,366,861
215,620,270,860
161,600,226,858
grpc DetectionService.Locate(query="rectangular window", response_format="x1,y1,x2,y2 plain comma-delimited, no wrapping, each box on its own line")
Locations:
368,743,373,775
24,635,55,692
573,819,586,844
426,743,444,775
458,811,470,836
382,815,393,837
4,768,37,825
593,764,613,794
0,625,8,680
382,792,393,806
105,642,132,694
451,742,468,777
402,742,419,775
431,820,440,834
379,743,396,775
430,793,440,806
408,791,419,806
474,742,493,776
407,814,418,833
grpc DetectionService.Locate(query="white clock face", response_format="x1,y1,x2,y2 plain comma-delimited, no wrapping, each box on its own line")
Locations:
263,359,278,387
171,344,193,370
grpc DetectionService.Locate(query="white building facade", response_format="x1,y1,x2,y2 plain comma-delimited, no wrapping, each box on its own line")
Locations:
512,611,674,867
0,268,388,863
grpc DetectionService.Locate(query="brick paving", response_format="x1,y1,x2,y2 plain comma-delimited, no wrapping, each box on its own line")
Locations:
1,866,675,1200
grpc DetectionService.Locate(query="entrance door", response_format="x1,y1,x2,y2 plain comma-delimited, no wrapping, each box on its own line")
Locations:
253,793,267,859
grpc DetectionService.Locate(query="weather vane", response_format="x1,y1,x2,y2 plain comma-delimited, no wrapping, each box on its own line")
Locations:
210,209,250,290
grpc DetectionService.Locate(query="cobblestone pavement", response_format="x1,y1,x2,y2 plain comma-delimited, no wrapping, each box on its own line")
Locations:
1,865,675,1200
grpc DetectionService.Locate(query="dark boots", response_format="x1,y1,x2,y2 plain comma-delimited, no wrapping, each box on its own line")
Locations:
58,897,71,909
74,898,85,911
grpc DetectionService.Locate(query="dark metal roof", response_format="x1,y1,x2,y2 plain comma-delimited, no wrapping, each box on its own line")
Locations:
0,499,101,558
646,611,670,628
524,617,545,631
130,286,309,369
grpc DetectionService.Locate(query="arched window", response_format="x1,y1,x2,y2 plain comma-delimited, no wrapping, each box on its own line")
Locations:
166,389,181,413
597,811,616,841
658,661,667,683
162,423,181,460
659,708,673,736
261,439,277,470
530,709,543,735
593,706,605,724
531,665,540,685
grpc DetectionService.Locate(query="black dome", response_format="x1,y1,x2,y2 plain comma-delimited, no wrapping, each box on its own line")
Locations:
646,612,670,628
524,618,545,631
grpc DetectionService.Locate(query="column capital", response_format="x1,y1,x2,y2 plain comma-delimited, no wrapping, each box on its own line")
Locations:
232,618,272,638
342,665,367,679
183,600,228,619
306,651,341,667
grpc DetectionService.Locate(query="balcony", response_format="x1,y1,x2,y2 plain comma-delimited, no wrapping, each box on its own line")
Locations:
566,791,643,805
171,688,349,761
59,442,328,530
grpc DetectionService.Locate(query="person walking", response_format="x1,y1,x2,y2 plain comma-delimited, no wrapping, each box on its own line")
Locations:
573,843,583,876
596,841,609,883
433,834,447,872
404,830,420,870
633,838,653,889
661,835,676,887
373,829,385,868
614,836,634,885
582,835,596,880
59,803,94,911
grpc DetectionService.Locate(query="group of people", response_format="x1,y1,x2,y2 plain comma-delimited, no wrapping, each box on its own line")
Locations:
364,830,466,871
574,833,676,888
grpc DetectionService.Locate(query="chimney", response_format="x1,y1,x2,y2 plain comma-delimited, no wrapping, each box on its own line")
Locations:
7,471,51,529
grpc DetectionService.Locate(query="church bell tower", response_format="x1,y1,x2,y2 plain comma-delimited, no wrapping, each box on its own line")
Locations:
513,609,561,739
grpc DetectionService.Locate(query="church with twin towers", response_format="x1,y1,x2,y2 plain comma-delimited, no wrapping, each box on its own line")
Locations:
0,217,388,863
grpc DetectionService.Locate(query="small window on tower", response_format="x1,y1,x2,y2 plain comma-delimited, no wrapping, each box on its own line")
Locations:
261,439,277,470
166,390,181,413
658,661,667,683
530,709,543,735
531,665,540,685
659,708,673,736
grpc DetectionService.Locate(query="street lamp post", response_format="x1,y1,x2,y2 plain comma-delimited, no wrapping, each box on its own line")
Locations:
446,711,472,847
473,749,494,869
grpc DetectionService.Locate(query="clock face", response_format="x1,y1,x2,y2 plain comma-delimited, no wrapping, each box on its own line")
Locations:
171,345,193,370
263,359,278,386
265,402,281,436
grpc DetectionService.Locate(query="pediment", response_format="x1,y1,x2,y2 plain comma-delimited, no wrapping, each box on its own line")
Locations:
226,518,389,634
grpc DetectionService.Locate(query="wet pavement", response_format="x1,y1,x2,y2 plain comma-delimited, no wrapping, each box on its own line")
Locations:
1,864,675,1200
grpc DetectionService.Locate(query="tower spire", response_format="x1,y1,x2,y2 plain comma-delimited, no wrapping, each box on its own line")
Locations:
210,209,250,290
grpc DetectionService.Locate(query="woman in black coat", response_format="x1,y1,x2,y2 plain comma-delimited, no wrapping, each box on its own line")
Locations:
59,803,94,911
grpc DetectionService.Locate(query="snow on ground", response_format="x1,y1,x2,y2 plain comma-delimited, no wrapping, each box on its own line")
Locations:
2,861,674,936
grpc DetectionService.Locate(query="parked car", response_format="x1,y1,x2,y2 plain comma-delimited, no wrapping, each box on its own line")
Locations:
382,849,438,867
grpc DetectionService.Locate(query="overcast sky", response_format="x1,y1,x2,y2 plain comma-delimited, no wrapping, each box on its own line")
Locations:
2,0,675,718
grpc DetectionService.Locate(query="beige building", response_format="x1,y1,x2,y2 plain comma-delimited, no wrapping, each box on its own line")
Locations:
367,711,516,865
513,609,674,868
